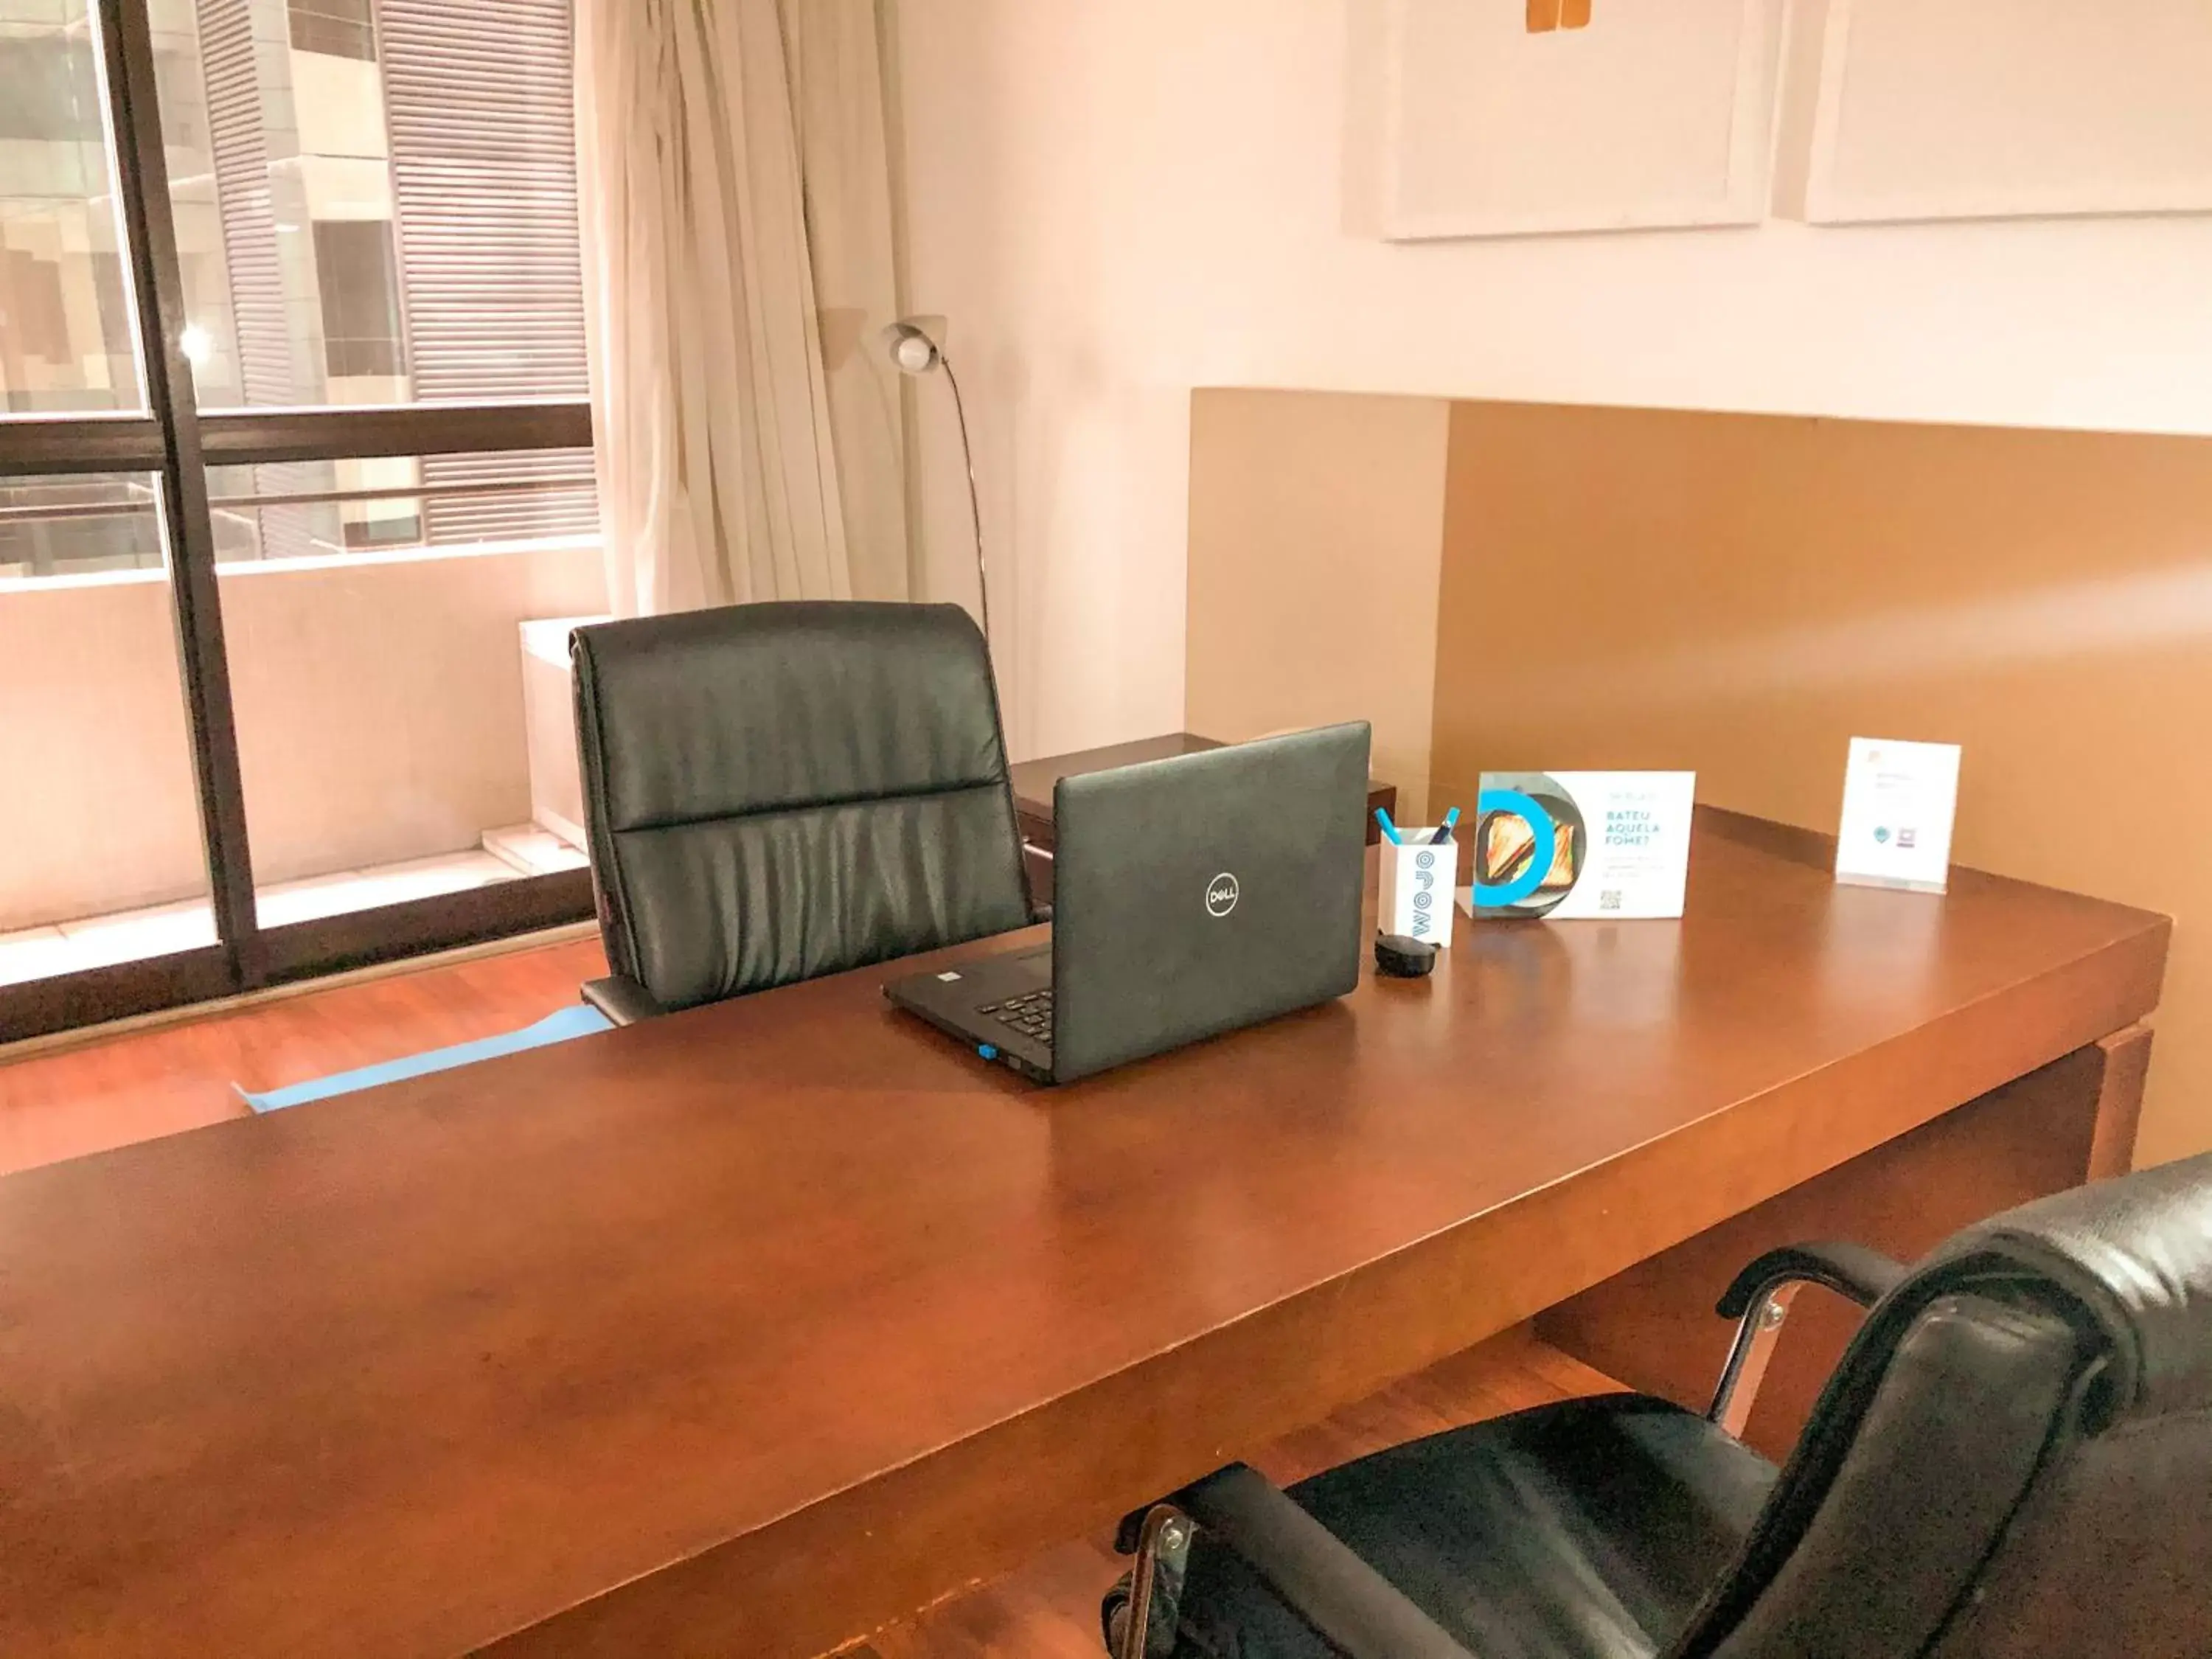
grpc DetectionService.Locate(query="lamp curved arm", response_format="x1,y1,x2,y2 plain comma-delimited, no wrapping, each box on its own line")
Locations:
936,354,990,647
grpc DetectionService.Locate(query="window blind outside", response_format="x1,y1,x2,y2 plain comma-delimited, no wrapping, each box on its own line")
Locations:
376,0,594,544
194,0,290,407
195,0,324,559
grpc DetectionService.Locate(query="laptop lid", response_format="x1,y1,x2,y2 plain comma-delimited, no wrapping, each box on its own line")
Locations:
1048,722,1370,1082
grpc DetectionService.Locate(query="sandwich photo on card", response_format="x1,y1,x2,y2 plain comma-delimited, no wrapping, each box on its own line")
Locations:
1480,809,1578,892
1472,774,1587,917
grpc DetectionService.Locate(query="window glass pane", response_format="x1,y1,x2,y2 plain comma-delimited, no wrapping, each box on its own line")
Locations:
0,0,143,414
155,0,586,411
206,445,596,564
0,471,161,575
0,470,215,988
212,447,604,926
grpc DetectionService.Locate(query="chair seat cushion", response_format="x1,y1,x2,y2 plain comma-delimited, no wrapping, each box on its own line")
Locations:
1169,1395,1778,1659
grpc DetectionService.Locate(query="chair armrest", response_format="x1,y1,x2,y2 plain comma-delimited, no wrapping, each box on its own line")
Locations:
1166,1464,1479,1659
1708,1241,1909,1435
582,973,666,1026
1716,1241,1909,1319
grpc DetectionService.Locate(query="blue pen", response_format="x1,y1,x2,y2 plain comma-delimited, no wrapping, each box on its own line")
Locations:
1430,807,1460,846
1375,806,1403,846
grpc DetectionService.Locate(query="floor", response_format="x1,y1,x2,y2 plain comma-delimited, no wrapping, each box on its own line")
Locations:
0,824,588,990
856,1332,1620,1658
0,931,1624,1657
0,931,606,1176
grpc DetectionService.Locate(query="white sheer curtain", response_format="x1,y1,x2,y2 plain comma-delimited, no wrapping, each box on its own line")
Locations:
576,0,908,616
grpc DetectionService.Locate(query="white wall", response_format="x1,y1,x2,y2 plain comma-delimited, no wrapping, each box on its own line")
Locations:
891,0,2212,761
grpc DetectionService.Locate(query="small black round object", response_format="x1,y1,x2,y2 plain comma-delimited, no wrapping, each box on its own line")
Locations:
1374,932,1439,978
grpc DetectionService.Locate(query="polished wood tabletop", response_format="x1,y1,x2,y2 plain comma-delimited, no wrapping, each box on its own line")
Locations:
0,810,2167,1658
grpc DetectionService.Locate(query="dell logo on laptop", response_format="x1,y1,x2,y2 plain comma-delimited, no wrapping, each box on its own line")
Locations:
1205,872,1240,917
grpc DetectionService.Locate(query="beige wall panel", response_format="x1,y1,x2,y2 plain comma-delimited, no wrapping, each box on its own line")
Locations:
1187,389,1450,819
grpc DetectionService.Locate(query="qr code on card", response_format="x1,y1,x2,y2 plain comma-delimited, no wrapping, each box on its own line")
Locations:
1599,889,1624,912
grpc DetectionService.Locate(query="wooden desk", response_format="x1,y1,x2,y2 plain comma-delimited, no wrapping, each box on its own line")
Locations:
1010,734,1399,901
0,811,2166,1658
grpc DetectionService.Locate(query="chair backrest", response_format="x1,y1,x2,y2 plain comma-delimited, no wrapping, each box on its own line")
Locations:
1674,1150,2212,1659
571,601,1033,1012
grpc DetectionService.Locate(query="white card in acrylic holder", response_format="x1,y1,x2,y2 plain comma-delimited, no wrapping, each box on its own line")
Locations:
1834,737,1961,894
1380,830,1455,948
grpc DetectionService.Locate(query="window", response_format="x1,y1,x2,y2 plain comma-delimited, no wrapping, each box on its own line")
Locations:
0,26,105,141
286,0,375,62
311,219,406,380
0,0,596,1039
1,248,73,361
0,0,140,414
158,0,587,411
0,473,163,577
206,447,596,564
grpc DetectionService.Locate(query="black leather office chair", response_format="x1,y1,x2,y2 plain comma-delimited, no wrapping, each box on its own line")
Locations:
1104,1151,2212,1659
570,601,1037,1023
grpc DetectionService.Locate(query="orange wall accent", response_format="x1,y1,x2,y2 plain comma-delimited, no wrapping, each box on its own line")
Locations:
1430,400,2212,1166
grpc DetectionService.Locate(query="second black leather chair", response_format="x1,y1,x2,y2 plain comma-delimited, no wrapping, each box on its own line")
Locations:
1105,1150,2212,1659
569,601,1037,1023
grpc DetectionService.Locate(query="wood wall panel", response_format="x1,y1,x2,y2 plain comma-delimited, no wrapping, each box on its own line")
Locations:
1537,1027,2151,1462
1429,400,2212,1165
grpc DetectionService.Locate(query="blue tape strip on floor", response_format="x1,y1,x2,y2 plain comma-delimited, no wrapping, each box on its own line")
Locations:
239,1003,614,1113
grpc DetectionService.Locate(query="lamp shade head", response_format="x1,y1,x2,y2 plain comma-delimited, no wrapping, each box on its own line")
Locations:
880,318,944,375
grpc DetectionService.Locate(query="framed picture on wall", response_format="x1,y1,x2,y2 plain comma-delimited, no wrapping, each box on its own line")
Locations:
1798,0,2212,223
1378,0,1787,240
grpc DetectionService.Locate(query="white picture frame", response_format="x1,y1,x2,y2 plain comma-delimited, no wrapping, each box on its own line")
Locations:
1801,0,2212,225
1378,0,1786,241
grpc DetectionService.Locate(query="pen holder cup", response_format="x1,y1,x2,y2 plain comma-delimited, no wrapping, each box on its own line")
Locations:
1380,834,1454,949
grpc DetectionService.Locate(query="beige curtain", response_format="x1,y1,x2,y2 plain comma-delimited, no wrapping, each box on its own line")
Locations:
576,0,908,616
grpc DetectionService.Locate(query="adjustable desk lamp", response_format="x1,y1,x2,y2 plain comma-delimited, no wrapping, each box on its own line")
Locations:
881,317,991,647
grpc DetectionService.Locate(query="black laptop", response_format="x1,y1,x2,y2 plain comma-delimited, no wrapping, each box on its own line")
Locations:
884,722,1370,1083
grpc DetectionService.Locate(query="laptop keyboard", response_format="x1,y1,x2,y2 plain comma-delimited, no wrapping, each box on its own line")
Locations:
981,989,1054,1048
